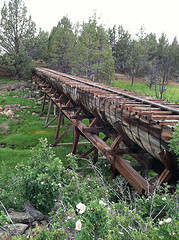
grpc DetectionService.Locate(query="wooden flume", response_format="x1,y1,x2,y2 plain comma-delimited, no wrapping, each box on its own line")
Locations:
33,67,179,195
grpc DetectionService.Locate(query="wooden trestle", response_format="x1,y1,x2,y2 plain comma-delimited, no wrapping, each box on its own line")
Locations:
33,67,179,195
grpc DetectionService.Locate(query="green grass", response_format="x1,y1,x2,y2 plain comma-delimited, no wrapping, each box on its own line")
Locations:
0,78,76,176
113,79,179,103
0,149,32,171
1,91,37,106
0,78,15,82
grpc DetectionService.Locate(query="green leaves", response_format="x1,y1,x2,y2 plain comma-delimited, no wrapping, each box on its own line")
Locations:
16,138,63,214
71,15,114,84
48,16,76,73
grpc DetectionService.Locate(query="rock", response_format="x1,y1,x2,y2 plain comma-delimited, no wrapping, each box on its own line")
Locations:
20,106,31,109
24,201,44,221
6,110,14,117
7,85,16,91
22,94,30,99
14,223,28,235
4,105,20,110
24,82,32,88
14,84,21,89
32,112,37,116
9,210,34,224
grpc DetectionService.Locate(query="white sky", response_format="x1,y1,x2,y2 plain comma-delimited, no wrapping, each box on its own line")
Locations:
0,0,179,42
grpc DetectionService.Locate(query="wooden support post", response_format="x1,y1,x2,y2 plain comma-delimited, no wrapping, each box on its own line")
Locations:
93,132,99,164
93,148,98,165
45,99,53,126
54,112,64,142
72,127,80,154
40,93,47,116
39,89,42,98
54,104,57,116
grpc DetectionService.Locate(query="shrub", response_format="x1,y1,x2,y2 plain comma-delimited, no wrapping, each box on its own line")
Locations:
16,138,63,214
75,200,110,240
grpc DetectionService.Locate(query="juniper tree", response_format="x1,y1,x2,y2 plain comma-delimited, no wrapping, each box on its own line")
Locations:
71,14,115,84
48,16,76,73
0,0,36,78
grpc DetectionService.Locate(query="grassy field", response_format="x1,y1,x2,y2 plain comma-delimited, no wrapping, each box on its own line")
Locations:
113,78,179,103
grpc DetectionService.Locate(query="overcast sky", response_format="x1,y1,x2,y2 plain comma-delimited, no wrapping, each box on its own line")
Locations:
1,0,179,42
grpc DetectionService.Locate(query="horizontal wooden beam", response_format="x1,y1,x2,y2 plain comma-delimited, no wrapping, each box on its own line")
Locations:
56,142,91,146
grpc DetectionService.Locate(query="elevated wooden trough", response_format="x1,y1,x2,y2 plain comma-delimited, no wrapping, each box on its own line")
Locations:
33,67,179,195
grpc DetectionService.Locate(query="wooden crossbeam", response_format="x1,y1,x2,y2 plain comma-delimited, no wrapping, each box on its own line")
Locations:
103,147,128,155
89,118,97,128
111,135,122,149
51,124,75,147
44,115,58,129
78,136,108,161
56,142,91,146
